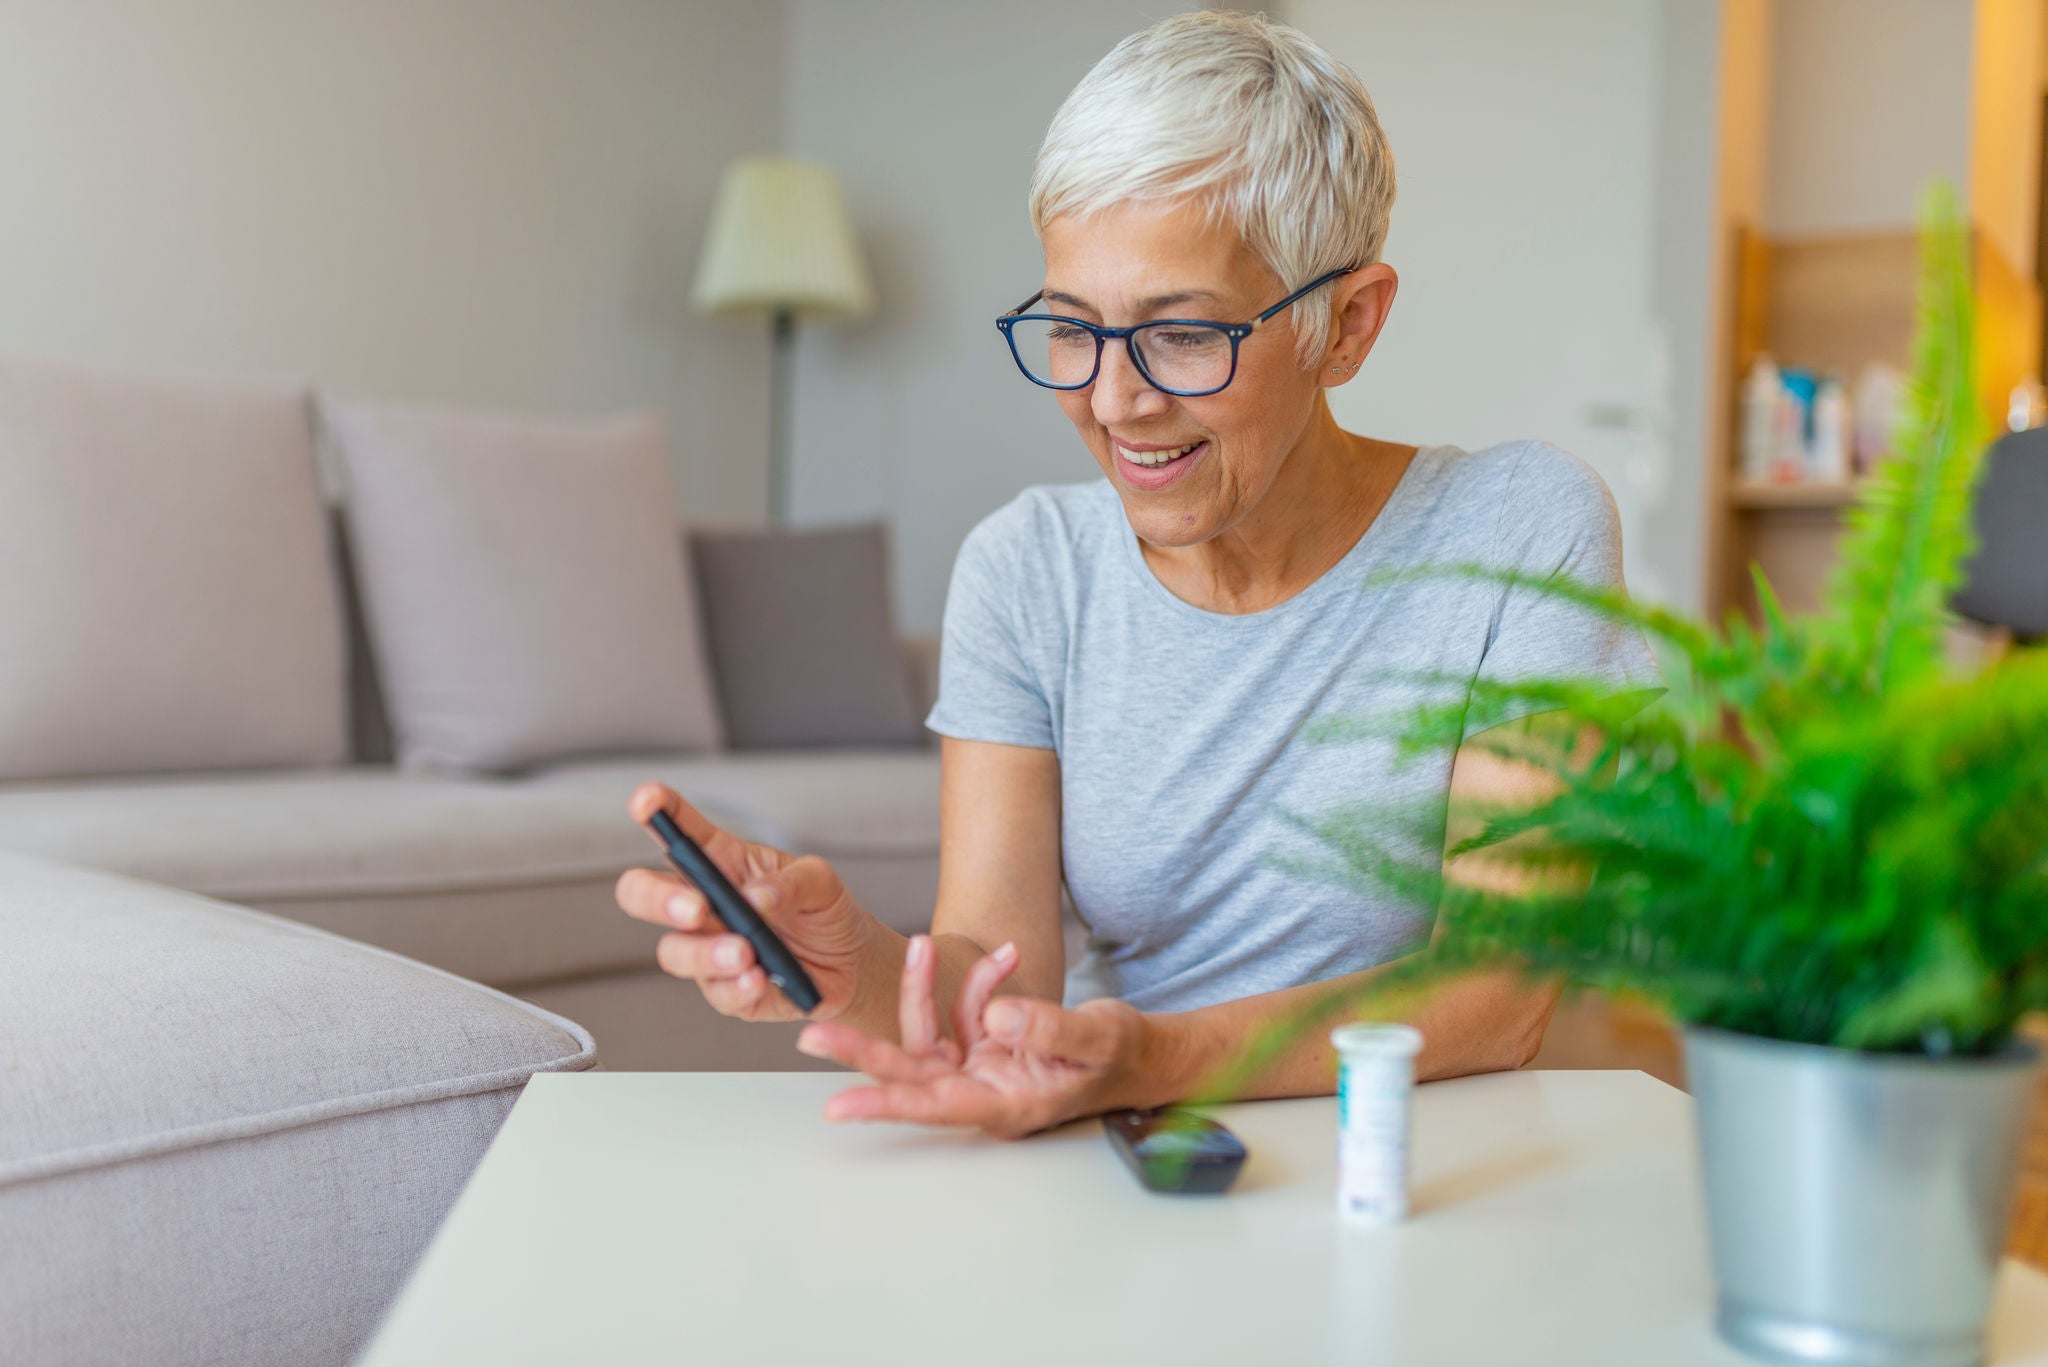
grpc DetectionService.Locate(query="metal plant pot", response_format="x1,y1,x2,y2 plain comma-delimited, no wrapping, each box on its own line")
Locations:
1683,1026,2039,1367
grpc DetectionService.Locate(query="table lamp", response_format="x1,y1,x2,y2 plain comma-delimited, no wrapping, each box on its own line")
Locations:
691,156,874,524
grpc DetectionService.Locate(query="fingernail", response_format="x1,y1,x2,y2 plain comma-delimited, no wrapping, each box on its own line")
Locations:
908,934,929,968
987,1001,1024,1041
716,941,744,971
747,883,776,913
666,895,691,926
995,941,1017,962
795,1029,827,1058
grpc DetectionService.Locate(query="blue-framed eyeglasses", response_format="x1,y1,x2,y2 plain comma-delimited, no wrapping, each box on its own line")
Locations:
995,265,1357,397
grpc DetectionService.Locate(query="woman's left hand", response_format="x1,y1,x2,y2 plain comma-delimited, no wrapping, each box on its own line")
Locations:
795,934,1149,1140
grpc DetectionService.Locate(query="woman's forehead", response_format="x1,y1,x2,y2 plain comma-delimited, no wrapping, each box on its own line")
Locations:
1040,205,1268,310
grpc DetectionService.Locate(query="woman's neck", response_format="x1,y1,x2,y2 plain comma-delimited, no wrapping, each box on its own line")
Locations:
1140,401,1417,615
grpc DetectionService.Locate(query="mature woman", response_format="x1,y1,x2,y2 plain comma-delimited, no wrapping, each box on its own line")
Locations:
614,11,1655,1137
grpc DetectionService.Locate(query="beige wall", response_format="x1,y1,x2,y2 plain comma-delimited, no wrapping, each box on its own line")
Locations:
1765,0,1974,238
0,0,783,522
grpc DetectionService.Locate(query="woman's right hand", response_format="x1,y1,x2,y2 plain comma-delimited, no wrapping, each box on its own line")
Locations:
614,783,881,1022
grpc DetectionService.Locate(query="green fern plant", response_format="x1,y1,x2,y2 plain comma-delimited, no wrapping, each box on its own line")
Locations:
1252,183,2046,1071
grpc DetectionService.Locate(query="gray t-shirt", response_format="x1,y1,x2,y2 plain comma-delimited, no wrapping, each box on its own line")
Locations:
924,441,1660,1012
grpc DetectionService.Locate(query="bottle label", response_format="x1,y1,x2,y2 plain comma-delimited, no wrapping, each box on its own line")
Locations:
1336,1056,1411,1224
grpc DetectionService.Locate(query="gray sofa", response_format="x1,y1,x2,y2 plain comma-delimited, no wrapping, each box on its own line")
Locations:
0,356,946,1365
0,632,944,1072
0,355,944,1072
0,851,599,1366
0,746,942,1070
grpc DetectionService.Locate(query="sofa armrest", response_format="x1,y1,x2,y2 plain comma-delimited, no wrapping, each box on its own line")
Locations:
901,635,940,744
0,851,596,1366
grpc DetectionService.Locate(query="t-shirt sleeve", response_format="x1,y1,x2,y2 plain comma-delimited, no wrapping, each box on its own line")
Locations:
1466,443,1662,738
924,511,1058,750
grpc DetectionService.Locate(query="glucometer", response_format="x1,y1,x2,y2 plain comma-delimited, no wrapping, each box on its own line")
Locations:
645,809,822,1015
1103,1108,1248,1195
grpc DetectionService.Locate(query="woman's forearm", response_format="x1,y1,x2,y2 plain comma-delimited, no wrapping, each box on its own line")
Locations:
1113,964,1561,1111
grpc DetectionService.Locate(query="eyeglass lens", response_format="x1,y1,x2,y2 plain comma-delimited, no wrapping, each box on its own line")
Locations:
1008,319,1234,393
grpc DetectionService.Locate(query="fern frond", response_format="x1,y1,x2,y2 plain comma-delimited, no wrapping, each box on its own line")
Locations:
1813,182,1986,694
1226,181,2041,1080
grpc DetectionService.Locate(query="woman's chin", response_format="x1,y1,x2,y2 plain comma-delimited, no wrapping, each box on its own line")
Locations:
1122,498,1215,549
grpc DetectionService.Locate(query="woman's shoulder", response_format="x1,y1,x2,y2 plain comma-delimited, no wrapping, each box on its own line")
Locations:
955,479,1120,573
1399,439,1621,554
1411,439,1610,504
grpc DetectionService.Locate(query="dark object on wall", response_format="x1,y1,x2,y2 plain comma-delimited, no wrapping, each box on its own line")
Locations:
1953,426,2048,644
690,521,925,748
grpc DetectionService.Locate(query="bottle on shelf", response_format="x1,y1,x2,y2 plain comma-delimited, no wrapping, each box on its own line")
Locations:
1776,368,1818,483
1740,353,1780,484
2008,379,2045,432
1851,362,1905,475
1809,378,1850,483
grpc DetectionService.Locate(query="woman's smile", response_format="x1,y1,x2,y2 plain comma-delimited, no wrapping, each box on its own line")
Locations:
1115,437,1209,489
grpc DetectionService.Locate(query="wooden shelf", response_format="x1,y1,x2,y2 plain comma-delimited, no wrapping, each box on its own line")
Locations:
1730,480,1866,510
1712,221,2038,619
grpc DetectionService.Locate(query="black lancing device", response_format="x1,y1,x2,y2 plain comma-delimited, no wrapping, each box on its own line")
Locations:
646,809,822,1014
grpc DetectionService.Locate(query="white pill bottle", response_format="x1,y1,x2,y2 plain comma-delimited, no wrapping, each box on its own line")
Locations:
1331,1023,1425,1224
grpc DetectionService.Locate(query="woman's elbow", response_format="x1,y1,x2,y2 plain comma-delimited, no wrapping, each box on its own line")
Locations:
1501,979,1563,1071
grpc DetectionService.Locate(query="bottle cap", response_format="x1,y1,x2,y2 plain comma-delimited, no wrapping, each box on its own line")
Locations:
1329,1023,1423,1060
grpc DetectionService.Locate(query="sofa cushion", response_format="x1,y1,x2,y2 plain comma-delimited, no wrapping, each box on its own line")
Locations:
321,397,723,774
524,749,943,857
690,522,924,748
0,751,941,986
0,850,595,1366
0,356,349,781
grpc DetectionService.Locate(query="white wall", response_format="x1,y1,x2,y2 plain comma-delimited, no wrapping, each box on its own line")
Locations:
1647,0,1731,616
1765,0,1974,238
1289,0,1715,610
0,0,784,522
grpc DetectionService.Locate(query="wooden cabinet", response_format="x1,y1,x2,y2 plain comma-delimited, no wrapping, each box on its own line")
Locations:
1706,223,2041,621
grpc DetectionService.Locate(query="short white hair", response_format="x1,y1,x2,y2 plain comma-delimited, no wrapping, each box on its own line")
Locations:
1029,10,1396,370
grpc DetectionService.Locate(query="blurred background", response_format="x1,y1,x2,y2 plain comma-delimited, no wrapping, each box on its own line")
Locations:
0,0,2039,629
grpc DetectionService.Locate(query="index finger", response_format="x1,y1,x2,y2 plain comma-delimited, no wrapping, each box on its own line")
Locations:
899,935,943,1058
628,783,725,847
628,784,762,879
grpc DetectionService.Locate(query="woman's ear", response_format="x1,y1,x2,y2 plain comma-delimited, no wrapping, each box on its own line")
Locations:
1322,262,1398,384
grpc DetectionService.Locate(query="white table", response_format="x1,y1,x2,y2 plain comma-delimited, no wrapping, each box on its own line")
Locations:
360,1070,2048,1365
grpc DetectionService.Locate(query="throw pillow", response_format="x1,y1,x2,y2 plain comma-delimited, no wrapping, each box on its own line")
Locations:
321,397,723,773
0,356,349,780
689,521,922,749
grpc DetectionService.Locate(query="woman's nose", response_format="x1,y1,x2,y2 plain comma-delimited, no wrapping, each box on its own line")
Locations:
1090,338,1174,427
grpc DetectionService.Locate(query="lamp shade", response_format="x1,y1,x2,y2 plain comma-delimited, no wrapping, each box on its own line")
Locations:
691,157,874,320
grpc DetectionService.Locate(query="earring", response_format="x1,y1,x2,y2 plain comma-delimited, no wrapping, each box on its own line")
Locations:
1328,361,1357,375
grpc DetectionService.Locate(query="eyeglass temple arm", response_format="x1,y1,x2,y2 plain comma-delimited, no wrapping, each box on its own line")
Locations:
1250,264,1362,329
1003,289,1046,318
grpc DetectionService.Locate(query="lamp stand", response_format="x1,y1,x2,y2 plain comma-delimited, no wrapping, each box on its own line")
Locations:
767,306,795,525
